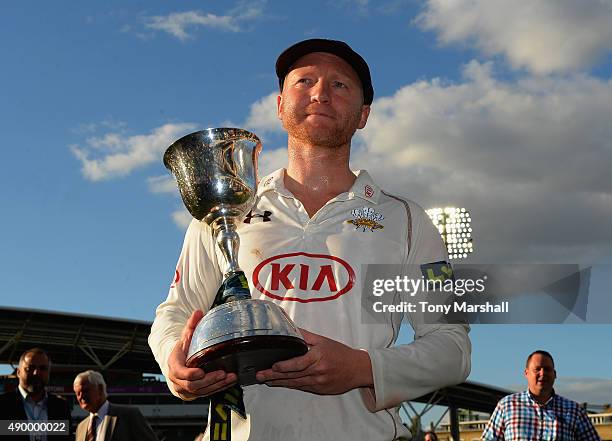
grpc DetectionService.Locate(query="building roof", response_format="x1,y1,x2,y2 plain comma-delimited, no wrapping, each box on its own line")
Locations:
0,306,157,373
412,380,515,413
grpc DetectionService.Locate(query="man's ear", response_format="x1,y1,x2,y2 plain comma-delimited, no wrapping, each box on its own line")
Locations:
277,94,283,121
358,105,371,129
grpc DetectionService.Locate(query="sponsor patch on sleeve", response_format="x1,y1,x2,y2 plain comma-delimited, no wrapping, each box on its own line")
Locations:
170,269,180,288
420,260,454,282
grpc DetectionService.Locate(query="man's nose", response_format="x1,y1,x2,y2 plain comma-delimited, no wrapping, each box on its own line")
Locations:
310,81,330,103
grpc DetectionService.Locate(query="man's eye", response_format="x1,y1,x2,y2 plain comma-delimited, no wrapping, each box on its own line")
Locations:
297,78,312,85
333,81,347,88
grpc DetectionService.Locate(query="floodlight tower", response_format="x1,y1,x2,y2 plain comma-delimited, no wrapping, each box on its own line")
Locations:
426,207,474,260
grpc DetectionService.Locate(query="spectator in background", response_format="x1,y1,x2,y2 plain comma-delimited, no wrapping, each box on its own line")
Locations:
482,350,601,440
73,370,157,441
0,347,71,441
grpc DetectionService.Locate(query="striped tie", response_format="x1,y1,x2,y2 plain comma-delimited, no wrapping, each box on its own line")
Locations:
86,414,97,441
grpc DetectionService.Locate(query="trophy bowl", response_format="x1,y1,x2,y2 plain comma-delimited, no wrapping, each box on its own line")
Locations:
164,128,308,386
163,128,261,226
186,300,307,385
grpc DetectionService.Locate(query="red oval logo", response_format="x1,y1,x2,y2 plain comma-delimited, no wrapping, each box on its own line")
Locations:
252,252,355,303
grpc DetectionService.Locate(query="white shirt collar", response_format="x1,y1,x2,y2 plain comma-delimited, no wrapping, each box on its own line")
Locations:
347,170,381,204
18,384,47,403
257,168,381,204
18,385,29,400
257,168,289,197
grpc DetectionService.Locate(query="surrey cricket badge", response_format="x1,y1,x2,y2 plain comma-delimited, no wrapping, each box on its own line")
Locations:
347,207,384,232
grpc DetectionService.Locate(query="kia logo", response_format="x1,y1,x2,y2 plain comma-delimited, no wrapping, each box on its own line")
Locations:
252,252,355,303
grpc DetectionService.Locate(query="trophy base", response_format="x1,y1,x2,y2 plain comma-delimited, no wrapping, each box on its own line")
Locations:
186,335,308,386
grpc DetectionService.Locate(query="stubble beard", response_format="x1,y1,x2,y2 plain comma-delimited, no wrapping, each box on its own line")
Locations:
283,105,362,149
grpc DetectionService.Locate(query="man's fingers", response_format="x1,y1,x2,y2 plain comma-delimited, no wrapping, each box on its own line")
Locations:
168,311,240,400
173,371,238,397
171,364,208,382
168,336,206,381
271,349,319,373
181,310,204,352
265,376,317,390
256,348,321,383
256,354,319,382
194,374,238,396
257,369,308,382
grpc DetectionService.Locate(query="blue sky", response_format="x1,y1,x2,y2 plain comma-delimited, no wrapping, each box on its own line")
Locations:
2,0,612,424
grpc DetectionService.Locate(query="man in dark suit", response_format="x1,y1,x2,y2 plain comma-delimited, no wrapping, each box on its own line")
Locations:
73,370,157,441
0,348,72,441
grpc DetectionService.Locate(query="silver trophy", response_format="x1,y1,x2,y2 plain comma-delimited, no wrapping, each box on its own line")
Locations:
164,128,308,385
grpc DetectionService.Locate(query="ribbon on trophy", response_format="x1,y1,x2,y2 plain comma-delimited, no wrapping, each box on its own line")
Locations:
208,271,249,441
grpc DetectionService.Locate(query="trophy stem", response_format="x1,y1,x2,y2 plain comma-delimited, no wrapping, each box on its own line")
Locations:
215,218,241,277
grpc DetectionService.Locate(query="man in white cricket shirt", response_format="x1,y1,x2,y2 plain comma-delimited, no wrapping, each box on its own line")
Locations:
149,38,471,440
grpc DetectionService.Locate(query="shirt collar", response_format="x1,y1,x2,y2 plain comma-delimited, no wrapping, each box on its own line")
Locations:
257,168,288,197
526,389,556,406
257,168,382,204
347,170,381,204
93,400,110,420
18,385,28,400
18,385,47,404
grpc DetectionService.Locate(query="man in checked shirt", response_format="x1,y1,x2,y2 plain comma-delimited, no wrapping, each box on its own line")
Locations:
482,350,600,440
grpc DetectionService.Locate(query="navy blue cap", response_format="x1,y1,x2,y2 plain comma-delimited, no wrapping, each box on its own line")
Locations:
276,38,374,105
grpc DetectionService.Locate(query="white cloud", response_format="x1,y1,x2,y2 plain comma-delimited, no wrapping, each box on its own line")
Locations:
259,147,288,177
144,1,265,41
71,123,198,181
147,175,177,194
145,11,238,39
508,377,612,405
355,60,612,262
244,92,283,135
416,0,612,74
70,87,284,230
230,1,266,21
172,209,192,229
554,377,612,405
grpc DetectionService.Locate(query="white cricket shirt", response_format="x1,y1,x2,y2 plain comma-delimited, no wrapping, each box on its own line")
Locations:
149,168,471,440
